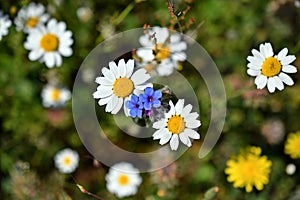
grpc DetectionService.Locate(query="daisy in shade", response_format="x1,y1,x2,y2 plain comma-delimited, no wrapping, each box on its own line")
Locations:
14,2,49,33
0,11,11,41
152,99,201,151
54,148,79,174
41,84,71,108
247,42,297,93
93,59,152,115
136,26,187,76
24,18,73,68
106,162,142,198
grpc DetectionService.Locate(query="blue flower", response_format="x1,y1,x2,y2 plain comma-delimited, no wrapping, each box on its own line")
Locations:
139,87,162,110
125,95,143,118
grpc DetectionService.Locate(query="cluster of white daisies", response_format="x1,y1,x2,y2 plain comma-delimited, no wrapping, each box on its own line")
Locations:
93,26,201,151
1,3,73,108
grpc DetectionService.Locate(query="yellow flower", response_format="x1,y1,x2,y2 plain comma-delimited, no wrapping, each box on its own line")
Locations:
285,131,300,159
225,146,272,193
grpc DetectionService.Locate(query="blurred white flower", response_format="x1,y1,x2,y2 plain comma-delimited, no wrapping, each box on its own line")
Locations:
286,163,296,175
152,99,201,151
76,6,92,22
106,162,142,198
54,148,79,174
295,0,300,8
0,11,12,41
136,26,187,76
93,59,152,115
247,42,297,93
41,84,71,108
14,2,49,33
24,18,73,68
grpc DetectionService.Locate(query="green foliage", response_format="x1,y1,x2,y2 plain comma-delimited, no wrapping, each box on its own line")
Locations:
1,0,300,199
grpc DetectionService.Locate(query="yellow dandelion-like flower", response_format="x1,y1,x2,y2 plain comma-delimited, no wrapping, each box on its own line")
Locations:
285,131,300,159
224,146,272,193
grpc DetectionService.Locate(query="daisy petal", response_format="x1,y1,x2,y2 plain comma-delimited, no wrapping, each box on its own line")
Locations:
131,68,151,86
181,104,192,118
153,128,168,140
280,55,296,66
186,120,201,129
98,96,112,106
264,43,274,57
29,49,43,60
247,69,260,76
179,133,191,147
254,75,267,89
279,73,294,86
105,95,118,112
109,61,120,78
95,77,113,85
185,129,200,139
273,76,284,91
277,48,288,60
159,132,172,145
118,59,127,77
125,59,134,78
111,97,123,114
251,49,264,61
267,77,276,93
170,134,179,150
153,119,165,129
175,99,184,114
184,112,199,122
282,65,297,73
102,67,115,80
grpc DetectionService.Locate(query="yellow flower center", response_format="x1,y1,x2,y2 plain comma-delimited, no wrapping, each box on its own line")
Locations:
167,115,185,134
51,88,61,101
40,33,59,52
154,43,170,61
261,57,282,77
26,17,39,28
63,157,71,165
112,78,134,98
118,174,129,186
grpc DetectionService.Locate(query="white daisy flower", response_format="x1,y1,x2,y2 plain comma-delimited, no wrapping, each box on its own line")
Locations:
54,148,79,174
93,59,152,115
136,26,187,76
41,84,71,108
152,99,201,151
247,42,297,93
0,11,12,41
24,18,73,68
106,162,142,198
14,2,50,32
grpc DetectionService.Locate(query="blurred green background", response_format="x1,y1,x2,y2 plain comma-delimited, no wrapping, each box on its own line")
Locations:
1,0,300,199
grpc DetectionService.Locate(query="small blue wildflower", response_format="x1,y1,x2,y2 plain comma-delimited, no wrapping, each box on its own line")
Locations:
125,94,143,118
139,87,162,110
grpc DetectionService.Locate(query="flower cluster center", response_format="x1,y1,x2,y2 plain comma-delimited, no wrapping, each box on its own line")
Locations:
113,78,134,98
26,17,39,28
167,115,185,134
154,43,170,61
261,57,282,77
118,174,129,186
40,33,59,52
51,88,61,101
63,157,71,165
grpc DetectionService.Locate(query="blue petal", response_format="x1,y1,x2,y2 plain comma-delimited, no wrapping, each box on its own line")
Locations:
152,100,161,108
144,87,154,95
153,90,162,99
144,102,152,110
129,109,137,118
137,109,143,118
